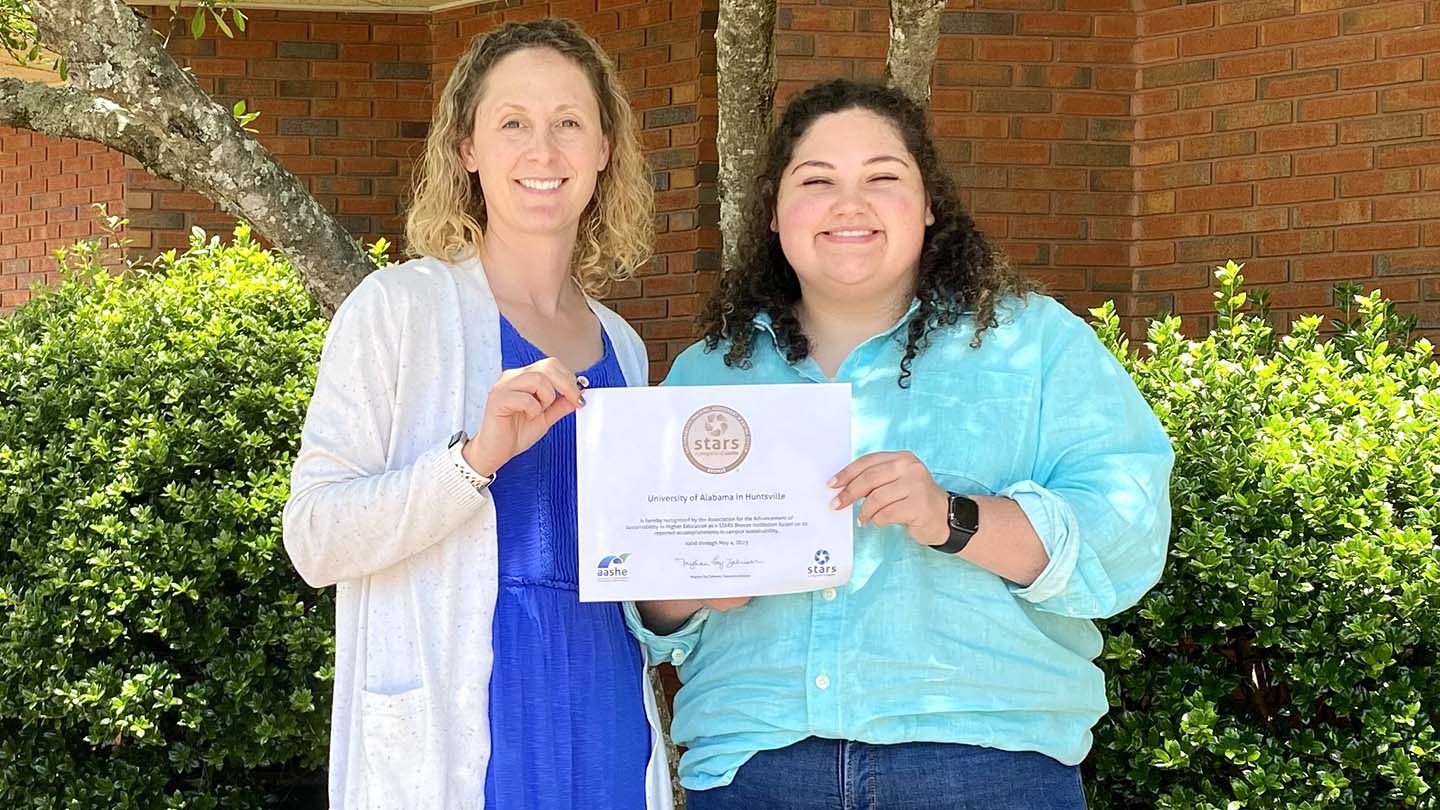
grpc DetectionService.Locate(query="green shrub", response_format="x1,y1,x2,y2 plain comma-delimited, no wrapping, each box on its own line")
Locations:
0,227,333,809
1091,262,1440,809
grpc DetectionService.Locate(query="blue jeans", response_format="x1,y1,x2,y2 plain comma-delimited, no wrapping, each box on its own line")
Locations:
685,737,1086,810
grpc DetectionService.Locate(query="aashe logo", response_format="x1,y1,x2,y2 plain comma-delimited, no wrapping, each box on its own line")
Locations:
682,405,752,474
597,553,631,580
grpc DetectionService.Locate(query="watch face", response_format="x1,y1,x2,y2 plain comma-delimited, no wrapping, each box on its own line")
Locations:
949,495,980,532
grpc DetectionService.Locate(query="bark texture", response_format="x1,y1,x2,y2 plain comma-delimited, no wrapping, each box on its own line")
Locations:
0,0,372,315
715,0,776,269
885,0,946,105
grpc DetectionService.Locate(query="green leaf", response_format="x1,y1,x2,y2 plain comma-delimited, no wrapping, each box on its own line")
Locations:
188,12,204,39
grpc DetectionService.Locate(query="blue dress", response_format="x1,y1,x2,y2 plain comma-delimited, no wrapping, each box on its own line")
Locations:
483,315,651,810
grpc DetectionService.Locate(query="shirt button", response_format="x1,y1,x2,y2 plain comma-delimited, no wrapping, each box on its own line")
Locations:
815,674,831,690
670,649,687,665
821,588,837,601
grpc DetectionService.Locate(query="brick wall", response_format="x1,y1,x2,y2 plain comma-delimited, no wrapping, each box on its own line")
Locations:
126,7,434,255
0,131,126,308
5,0,1439,347
777,0,1141,319
1130,0,1440,337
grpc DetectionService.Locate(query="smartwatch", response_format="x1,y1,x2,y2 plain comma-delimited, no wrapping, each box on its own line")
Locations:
447,430,496,493
932,492,979,554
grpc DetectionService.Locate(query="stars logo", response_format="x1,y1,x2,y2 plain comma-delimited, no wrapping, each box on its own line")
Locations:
814,549,830,565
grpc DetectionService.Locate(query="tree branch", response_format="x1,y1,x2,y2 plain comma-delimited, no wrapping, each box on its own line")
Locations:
885,0,945,105
715,0,775,270
12,0,373,315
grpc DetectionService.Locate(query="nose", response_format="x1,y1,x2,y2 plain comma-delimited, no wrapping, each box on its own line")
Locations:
521,127,559,164
829,183,868,217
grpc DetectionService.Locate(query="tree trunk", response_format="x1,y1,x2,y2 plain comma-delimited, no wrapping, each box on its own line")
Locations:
0,0,373,316
885,0,946,105
715,0,776,269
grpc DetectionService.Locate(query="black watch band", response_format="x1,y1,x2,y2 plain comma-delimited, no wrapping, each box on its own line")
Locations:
933,493,979,554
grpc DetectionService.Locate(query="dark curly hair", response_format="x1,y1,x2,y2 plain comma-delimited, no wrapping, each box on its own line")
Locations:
698,79,1032,387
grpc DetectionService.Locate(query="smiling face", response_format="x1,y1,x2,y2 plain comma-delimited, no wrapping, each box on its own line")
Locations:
773,107,933,306
459,47,610,241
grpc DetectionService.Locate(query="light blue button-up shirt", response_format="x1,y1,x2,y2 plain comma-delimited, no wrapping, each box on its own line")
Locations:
623,293,1174,790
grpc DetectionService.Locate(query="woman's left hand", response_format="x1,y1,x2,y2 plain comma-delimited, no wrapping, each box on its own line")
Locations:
830,451,950,547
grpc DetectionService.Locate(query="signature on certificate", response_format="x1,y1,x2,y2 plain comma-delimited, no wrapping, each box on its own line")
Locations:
675,555,763,572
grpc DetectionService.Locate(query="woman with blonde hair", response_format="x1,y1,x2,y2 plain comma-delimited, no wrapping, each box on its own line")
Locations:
283,18,670,810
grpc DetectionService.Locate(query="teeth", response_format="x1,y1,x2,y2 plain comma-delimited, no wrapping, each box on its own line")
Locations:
519,178,563,190
830,230,874,237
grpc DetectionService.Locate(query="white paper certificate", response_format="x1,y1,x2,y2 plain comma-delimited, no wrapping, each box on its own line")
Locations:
576,383,853,602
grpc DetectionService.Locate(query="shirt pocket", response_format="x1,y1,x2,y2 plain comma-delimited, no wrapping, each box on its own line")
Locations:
901,369,1033,496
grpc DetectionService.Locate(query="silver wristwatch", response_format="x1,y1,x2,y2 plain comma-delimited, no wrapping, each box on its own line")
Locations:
447,430,496,493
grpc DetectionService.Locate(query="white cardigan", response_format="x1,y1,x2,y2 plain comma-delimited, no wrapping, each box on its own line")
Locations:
282,255,673,810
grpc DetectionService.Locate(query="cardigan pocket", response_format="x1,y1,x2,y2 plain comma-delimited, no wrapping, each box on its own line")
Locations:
359,685,430,810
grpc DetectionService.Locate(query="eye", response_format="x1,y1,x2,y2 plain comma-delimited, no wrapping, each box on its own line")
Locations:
869,174,899,182
500,119,523,129
558,118,581,128
800,177,832,186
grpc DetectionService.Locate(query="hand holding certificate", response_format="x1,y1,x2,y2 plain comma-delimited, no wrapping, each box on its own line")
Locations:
576,384,853,602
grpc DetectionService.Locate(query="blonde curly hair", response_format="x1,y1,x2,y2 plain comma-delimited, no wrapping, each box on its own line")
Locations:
405,18,654,296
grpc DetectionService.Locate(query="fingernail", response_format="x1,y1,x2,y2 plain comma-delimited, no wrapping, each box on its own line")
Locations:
826,476,837,488
579,395,587,407
830,497,841,510
577,375,590,389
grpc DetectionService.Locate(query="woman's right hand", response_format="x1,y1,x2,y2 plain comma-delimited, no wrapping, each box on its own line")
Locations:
463,357,585,476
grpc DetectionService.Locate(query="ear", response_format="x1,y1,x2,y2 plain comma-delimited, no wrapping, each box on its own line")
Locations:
459,136,479,174
598,133,611,172
924,196,935,227
770,212,778,233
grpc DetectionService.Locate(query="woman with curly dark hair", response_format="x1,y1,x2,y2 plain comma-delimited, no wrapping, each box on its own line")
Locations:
625,80,1174,809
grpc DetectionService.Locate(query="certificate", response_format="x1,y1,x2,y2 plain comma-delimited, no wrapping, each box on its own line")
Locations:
576,383,853,602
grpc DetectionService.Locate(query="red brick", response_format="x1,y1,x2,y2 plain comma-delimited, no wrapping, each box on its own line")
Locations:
1135,88,1180,115
1261,14,1338,45
1214,154,1291,182
1141,3,1215,34
1298,92,1378,121
1295,37,1376,68
1379,83,1440,112
1260,70,1337,98
1375,196,1440,221
1054,40,1132,63
1181,78,1258,108
1258,123,1337,151
977,40,1055,62
1294,147,1374,175
974,143,1050,164
1335,223,1420,250
1181,26,1259,56
1340,58,1425,88
1380,248,1440,275
1293,254,1376,281
1340,113,1427,143
1056,93,1129,116
1339,3,1425,34
1293,199,1372,226
1136,110,1213,139
1134,37,1179,64
1136,213,1211,240
1377,142,1440,167
1379,28,1440,58
1261,224,1336,253
1213,207,1290,234
1055,243,1131,267
1177,183,1255,211
1017,13,1094,36
1257,175,1336,204
1266,283,1335,310
814,35,888,59
1341,168,1421,196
